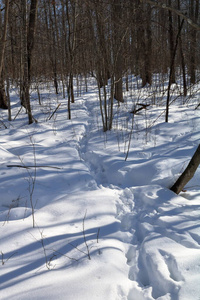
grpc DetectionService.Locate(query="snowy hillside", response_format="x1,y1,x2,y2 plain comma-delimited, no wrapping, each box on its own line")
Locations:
0,78,200,300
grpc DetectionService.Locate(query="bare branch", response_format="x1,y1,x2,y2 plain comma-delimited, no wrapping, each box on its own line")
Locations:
7,165,62,169
140,0,200,31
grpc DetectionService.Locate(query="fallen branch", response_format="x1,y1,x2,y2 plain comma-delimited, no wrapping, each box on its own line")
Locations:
48,103,61,120
0,119,7,128
7,164,62,169
130,103,150,114
195,103,200,110
13,106,23,120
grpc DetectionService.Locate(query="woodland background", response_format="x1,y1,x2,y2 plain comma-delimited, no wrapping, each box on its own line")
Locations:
0,0,200,127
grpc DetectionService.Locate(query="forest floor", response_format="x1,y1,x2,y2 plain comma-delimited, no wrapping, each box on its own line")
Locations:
0,77,200,300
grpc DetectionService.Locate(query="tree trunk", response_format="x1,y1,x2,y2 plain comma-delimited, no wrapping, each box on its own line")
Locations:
189,0,199,84
21,0,33,124
0,0,9,76
142,4,152,86
178,0,187,97
168,0,176,84
95,0,110,87
112,0,124,103
27,0,39,81
0,74,7,109
165,18,184,122
170,144,200,194
0,0,9,109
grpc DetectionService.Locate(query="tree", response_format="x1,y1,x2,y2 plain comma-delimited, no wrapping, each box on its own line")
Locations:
0,0,9,109
140,0,200,31
21,0,39,124
112,0,124,103
170,144,200,194
168,0,176,84
188,0,199,84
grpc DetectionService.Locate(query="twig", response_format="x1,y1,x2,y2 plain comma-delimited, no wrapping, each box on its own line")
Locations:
13,106,23,120
0,119,7,129
48,103,61,120
69,243,88,256
97,228,100,243
51,249,78,262
69,210,91,260
125,113,134,161
83,210,91,260
195,103,200,110
1,251,18,265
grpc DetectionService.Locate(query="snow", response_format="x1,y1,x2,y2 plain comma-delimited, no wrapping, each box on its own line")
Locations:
0,78,200,300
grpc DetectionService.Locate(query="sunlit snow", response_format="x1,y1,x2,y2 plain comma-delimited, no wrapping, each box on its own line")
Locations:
0,77,200,300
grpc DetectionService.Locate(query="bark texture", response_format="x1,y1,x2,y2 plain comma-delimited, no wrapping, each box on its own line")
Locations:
170,144,200,194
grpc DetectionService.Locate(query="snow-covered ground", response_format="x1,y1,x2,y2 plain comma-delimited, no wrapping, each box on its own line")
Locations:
0,78,200,300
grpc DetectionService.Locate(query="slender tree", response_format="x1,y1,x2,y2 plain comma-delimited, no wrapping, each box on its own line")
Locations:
170,144,200,194
21,0,39,124
0,0,9,109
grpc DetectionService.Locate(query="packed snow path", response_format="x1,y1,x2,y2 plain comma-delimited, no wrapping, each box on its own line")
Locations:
80,89,200,300
0,83,200,300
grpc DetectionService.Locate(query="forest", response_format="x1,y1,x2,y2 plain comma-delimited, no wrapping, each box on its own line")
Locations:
1,1,200,300
0,0,200,124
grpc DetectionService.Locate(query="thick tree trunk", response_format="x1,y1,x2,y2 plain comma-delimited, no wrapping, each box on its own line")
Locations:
170,144,200,194
0,0,9,76
0,75,8,109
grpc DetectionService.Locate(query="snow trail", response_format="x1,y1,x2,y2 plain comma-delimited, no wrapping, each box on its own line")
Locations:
77,91,200,300
0,82,200,299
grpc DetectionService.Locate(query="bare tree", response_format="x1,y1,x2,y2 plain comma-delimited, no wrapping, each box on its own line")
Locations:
140,0,200,31
188,0,199,84
21,0,39,124
0,0,9,109
112,0,124,103
168,0,176,84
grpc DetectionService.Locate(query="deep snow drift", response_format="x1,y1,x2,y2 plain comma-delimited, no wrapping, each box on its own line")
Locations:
0,78,200,300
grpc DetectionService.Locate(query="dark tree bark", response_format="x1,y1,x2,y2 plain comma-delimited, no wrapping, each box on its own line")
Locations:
168,0,176,84
0,74,8,109
112,0,124,103
21,0,38,124
95,0,110,87
140,0,200,31
21,0,33,124
0,0,9,76
27,0,39,81
142,4,152,86
46,0,59,95
165,18,184,123
0,0,9,109
177,0,187,97
170,144,200,194
189,0,199,84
